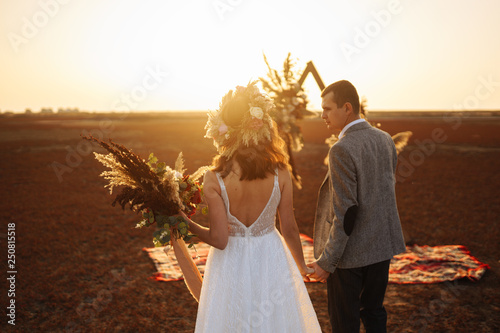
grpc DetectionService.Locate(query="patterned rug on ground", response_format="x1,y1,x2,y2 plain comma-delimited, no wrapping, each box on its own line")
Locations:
143,234,490,284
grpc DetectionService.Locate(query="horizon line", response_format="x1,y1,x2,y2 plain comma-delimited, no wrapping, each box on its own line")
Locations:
2,108,500,114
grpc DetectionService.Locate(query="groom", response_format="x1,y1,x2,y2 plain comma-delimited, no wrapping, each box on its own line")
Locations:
307,80,406,332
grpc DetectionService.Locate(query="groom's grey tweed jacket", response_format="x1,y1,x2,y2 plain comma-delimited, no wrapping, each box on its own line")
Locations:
313,121,406,273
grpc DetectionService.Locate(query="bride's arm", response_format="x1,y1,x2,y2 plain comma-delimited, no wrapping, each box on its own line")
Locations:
183,170,229,250
277,169,314,279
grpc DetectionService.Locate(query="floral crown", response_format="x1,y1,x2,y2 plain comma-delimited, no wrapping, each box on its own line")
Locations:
205,81,275,158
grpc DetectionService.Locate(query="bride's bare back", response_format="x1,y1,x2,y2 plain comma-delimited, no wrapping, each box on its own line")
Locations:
222,168,276,227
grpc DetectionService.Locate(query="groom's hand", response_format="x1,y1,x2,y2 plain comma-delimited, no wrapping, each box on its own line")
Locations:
307,261,330,283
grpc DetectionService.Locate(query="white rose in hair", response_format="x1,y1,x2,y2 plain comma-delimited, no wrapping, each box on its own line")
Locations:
218,123,228,135
250,107,264,119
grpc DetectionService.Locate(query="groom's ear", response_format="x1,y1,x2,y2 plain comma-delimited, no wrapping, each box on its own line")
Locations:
343,205,358,236
344,102,353,116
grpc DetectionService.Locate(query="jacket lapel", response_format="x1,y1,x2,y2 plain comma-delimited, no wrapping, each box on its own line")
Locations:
320,172,329,189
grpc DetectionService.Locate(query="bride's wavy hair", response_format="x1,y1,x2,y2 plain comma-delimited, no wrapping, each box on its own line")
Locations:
211,94,290,180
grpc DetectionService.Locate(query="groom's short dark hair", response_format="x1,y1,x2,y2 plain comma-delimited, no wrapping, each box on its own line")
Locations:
321,80,360,115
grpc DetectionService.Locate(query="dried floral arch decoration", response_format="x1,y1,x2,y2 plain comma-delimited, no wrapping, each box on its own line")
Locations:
260,54,326,189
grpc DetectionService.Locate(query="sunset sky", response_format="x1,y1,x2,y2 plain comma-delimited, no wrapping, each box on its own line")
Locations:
1,0,499,112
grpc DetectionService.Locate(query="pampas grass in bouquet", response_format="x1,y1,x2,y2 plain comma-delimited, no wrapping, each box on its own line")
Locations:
83,135,208,300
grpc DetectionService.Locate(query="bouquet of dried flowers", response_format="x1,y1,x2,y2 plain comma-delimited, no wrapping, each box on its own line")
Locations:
83,135,208,248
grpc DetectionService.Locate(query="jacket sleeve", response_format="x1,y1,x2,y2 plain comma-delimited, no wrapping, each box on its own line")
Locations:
316,143,358,273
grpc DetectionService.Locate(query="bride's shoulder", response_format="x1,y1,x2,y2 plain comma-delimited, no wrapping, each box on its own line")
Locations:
203,170,219,186
277,166,292,177
203,170,221,195
277,167,292,188
203,169,217,180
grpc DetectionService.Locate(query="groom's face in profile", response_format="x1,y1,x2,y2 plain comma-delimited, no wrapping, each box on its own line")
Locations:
321,92,347,133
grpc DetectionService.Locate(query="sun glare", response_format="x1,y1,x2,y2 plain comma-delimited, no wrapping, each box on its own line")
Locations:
1,0,499,112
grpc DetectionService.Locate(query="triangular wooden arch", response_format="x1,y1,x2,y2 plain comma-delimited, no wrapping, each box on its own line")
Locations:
297,61,325,91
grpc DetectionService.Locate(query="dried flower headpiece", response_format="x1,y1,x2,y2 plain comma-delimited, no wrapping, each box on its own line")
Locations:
205,81,275,158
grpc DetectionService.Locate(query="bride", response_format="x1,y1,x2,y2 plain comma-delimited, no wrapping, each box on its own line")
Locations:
181,82,321,332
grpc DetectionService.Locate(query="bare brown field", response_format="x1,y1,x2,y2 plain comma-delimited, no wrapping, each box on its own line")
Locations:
0,113,499,332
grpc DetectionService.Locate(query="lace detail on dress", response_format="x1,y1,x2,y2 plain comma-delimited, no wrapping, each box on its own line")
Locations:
216,171,280,237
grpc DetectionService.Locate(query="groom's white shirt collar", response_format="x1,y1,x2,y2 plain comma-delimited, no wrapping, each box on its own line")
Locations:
338,118,366,140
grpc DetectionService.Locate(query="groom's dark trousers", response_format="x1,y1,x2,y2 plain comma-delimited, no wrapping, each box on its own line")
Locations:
327,259,391,333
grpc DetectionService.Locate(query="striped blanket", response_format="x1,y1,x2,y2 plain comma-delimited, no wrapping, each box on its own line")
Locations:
143,234,489,284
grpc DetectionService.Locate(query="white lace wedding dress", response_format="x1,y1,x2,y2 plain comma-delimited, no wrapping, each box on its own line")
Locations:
194,171,321,332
